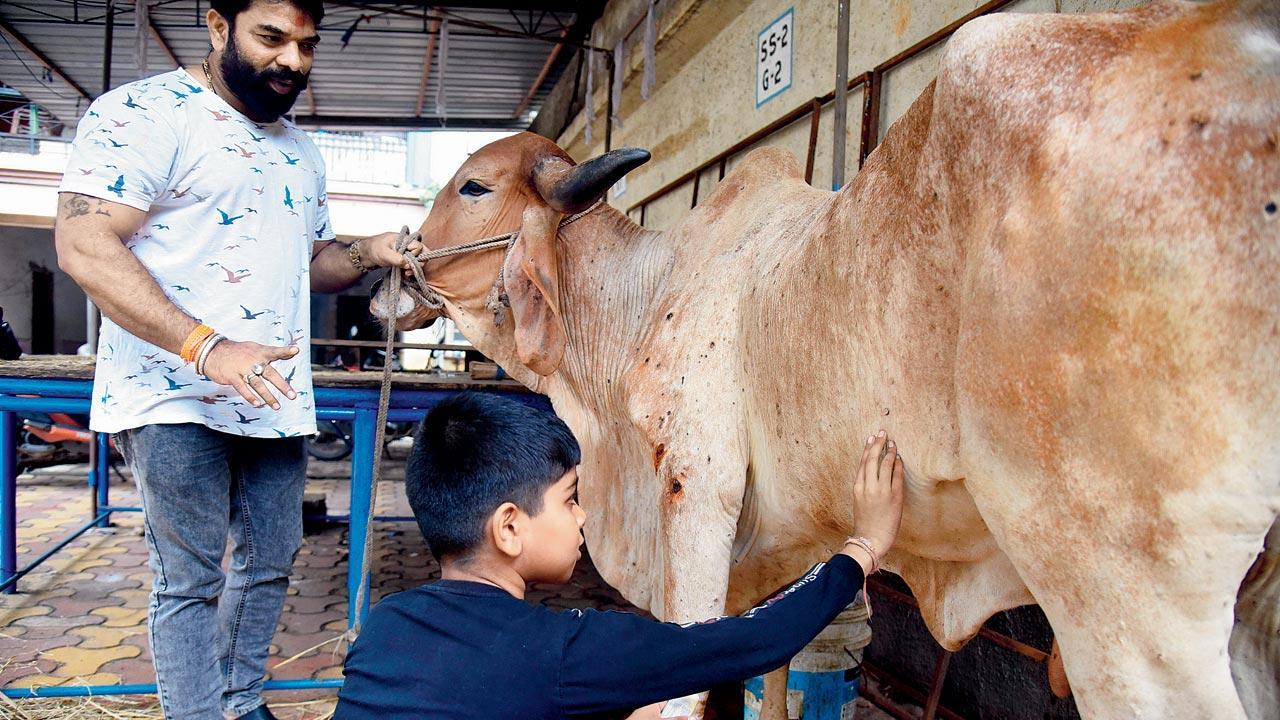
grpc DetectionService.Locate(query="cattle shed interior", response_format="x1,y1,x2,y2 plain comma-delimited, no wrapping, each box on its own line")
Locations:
0,1,1209,719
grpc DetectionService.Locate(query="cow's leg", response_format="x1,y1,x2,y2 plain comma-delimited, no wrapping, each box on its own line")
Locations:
653,451,748,720
962,451,1274,720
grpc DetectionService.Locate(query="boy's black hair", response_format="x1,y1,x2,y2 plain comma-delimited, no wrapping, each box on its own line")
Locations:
210,0,325,28
406,393,581,558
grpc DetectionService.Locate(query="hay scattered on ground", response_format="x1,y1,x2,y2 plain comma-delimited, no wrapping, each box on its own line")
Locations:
0,695,337,720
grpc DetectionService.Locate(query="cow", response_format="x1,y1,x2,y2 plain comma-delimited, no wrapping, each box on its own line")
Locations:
372,1,1279,718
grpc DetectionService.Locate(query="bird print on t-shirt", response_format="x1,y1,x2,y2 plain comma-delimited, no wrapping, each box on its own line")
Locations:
218,265,252,284
70,70,321,439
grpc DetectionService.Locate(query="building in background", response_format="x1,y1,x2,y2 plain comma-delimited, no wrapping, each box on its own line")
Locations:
0,113,509,358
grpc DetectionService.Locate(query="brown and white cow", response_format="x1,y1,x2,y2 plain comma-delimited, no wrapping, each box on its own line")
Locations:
374,2,1279,717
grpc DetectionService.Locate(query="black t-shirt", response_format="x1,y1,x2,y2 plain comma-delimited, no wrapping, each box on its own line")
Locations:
335,553,864,719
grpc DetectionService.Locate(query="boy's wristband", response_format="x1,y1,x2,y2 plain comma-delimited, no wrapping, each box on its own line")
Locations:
843,536,879,575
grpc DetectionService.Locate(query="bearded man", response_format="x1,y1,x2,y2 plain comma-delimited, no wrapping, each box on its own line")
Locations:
53,1,424,717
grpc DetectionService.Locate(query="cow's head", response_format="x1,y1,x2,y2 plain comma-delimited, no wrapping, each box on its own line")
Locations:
370,132,649,378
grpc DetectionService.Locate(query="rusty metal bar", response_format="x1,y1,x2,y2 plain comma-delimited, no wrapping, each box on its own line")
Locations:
604,50,613,151
858,680,917,720
514,27,568,120
690,168,700,209
626,72,868,213
922,647,953,720
869,578,1050,664
415,17,441,117
311,338,472,352
804,98,821,185
862,661,966,720
0,17,93,100
858,69,882,165
148,20,180,69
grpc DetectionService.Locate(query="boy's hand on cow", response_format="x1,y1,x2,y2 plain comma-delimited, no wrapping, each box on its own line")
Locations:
845,430,905,574
203,340,300,411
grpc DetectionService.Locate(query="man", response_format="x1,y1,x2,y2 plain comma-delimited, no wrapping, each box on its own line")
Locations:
54,1,423,717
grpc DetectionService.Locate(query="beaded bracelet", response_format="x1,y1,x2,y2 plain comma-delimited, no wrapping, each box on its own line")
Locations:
843,535,878,619
179,324,215,363
844,535,880,575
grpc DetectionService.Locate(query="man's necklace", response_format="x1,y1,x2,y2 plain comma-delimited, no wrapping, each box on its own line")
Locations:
201,59,221,102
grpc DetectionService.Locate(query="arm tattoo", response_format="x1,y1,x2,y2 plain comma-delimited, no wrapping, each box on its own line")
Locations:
63,194,91,219
60,193,113,219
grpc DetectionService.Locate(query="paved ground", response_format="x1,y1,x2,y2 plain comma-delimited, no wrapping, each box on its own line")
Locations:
0,446,896,719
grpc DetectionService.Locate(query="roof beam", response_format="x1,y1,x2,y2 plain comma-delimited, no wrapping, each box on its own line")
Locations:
512,26,566,120
0,16,93,100
414,16,441,117
292,114,525,130
148,18,181,69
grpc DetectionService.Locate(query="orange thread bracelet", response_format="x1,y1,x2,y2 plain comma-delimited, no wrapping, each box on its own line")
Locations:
179,324,215,363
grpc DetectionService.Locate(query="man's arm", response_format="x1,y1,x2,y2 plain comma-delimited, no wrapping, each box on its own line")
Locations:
55,192,193,353
55,192,299,410
310,232,423,293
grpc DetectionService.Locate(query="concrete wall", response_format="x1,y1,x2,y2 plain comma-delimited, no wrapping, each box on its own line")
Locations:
539,0,1148,230
0,225,87,354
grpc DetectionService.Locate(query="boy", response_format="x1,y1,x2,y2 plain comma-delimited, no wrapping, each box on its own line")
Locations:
336,393,904,719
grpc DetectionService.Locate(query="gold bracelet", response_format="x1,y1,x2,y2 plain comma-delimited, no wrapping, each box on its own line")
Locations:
348,239,370,273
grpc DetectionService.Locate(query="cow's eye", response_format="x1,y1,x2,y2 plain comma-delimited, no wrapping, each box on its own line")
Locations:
459,180,490,197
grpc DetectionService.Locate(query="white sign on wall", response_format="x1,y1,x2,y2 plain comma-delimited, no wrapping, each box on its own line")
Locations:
756,8,794,107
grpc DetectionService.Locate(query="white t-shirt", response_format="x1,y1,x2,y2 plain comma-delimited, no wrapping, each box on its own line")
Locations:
60,68,332,438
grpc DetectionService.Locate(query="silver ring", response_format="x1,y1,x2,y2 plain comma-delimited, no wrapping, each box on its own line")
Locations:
251,363,265,376
244,374,257,384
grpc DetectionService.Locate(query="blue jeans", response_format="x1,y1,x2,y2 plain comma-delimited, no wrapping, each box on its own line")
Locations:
117,424,306,719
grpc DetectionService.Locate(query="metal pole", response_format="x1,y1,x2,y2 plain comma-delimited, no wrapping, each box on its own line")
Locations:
347,406,376,625
94,431,111,527
832,0,850,190
1,411,17,594
87,0,114,354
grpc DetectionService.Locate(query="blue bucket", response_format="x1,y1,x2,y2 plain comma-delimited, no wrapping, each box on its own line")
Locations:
743,665,862,720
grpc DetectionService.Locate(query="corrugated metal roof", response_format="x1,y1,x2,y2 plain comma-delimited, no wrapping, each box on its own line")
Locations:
0,1,602,133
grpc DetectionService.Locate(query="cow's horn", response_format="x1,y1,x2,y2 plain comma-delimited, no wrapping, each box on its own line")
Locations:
538,148,651,214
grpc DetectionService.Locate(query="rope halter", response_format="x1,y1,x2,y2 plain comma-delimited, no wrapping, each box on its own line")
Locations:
390,199,604,315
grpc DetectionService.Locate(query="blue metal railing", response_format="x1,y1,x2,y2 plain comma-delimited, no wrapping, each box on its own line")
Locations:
0,374,548,700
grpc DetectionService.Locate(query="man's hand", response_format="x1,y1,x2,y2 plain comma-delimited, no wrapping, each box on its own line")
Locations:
625,702,688,720
358,230,424,270
203,340,300,410
846,430,905,573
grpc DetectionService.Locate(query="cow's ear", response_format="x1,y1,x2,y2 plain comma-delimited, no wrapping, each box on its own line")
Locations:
505,204,565,375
